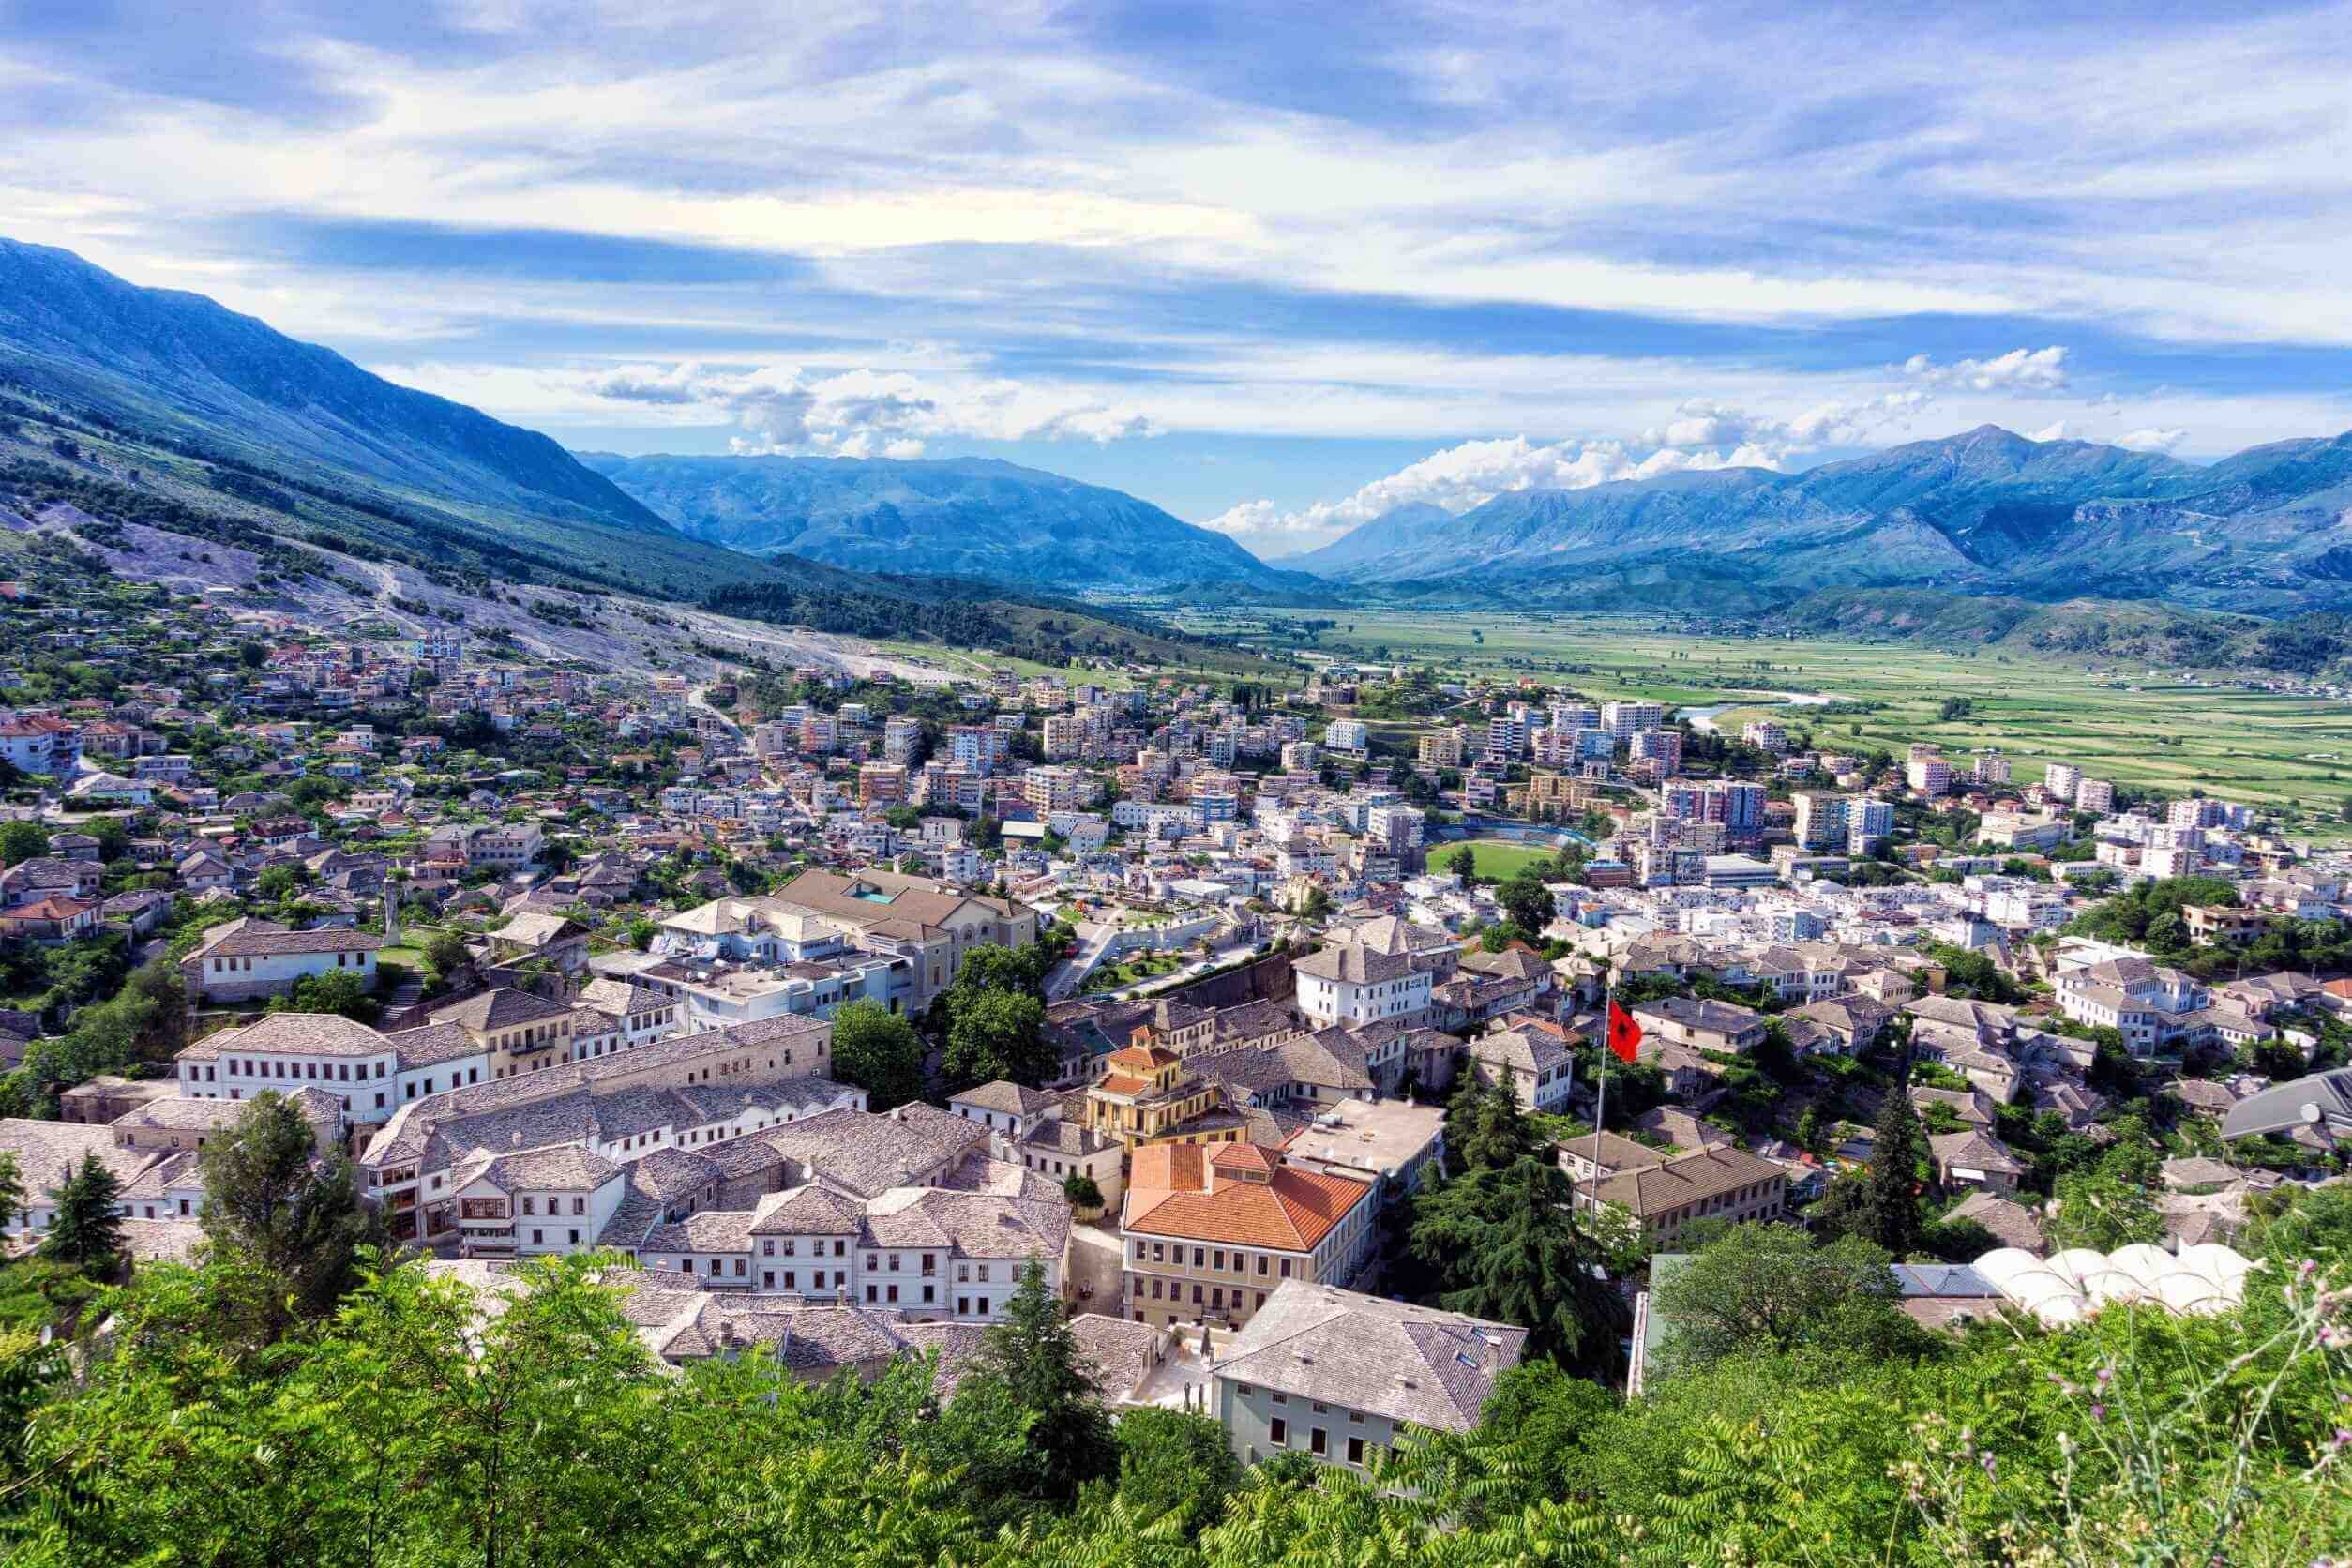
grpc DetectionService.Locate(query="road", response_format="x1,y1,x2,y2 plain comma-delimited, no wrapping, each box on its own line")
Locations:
686,683,745,741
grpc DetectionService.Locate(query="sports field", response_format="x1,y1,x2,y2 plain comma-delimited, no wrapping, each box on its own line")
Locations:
1210,610,2352,838
1430,838,1568,880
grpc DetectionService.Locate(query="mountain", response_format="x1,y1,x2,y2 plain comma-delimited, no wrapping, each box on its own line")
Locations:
582,452,1306,594
0,237,792,597
1282,502,1455,573
1301,424,2352,616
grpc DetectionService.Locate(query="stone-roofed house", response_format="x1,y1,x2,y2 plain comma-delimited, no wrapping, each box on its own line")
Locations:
180,916,382,1004
1294,941,1432,1029
1631,995,1769,1055
1944,1189,2047,1255
1929,1129,2028,1195
1575,1145,1786,1247
949,1079,1125,1206
1466,1025,1574,1114
1210,1280,1526,1470
0,1118,163,1235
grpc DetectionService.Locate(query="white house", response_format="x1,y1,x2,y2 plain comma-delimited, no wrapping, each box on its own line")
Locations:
1293,942,1432,1029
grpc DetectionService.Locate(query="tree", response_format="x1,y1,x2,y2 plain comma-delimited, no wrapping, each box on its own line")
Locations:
950,942,1047,1002
255,865,304,903
626,917,656,953
1444,845,1477,882
278,967,376,1021
195,1093,384,1343
423,927,472,979
1651,1224,1917,1373
1859,1066,1926,1258
1296,883,1334,922
1111,1408,1244,1536
828,999,927,1110
2046,1168,2164,1252
40,1153,125,1275
0,1152,22,1232
0,821,46,867
1061,1172,1104,1210
1498,875,1555,935
1409,1157,1624,1371
1470,1359,1620,1512
942,988,1055,1090
1446,1082,1542,1175
961,1257,1114,1501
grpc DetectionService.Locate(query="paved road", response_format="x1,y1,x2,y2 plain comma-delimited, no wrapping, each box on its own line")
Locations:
1044,921,1117,1001
686,683,745,742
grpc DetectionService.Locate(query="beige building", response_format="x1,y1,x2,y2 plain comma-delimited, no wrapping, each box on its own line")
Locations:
1120,1140,1375,1332
1574,1145,1787,1247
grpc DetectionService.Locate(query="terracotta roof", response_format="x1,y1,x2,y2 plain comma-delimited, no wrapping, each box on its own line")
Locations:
1123,1146,1371,1251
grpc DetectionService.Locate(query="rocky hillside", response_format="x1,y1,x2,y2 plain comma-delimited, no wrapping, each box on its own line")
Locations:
1302,425,2352,616
586,452,1308,595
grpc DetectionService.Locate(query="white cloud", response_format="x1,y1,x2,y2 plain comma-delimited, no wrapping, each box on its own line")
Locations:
2116,426,2190,454
1641,391,1933,461
572,360,1154,458
1902,347,2071,393
2028,420,2074,442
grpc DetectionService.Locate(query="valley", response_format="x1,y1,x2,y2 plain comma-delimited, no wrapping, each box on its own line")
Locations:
1194,607,2352,832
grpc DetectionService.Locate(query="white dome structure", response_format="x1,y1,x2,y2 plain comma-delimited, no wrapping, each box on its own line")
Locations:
1972,1242,2254,1327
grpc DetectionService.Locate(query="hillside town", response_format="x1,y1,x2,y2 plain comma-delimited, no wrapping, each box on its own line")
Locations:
0,573,2346,1470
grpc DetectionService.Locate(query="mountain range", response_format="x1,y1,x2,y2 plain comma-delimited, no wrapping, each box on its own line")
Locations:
581,451,1306,595
1290,424,2352,614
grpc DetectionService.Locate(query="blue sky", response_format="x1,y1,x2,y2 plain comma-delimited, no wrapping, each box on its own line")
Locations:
4,0,2350,556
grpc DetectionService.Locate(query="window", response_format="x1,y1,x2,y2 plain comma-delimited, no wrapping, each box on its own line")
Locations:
1348,1436,1365,1465
1269,1392,1287,1406
1269,1418,1288,1447
1310,1428,1327,1456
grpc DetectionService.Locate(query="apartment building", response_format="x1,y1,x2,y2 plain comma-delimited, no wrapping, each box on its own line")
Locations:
179,917,381,1004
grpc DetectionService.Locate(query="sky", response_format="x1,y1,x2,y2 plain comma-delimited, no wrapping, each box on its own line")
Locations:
5,0,2351,559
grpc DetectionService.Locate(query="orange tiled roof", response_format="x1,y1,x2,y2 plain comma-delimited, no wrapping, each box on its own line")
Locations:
1098,1073,1151,1096
1107,1044,1178,1073
1125,1151,1370,1251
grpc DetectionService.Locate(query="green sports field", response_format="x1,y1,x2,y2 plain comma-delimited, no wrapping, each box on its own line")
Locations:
1432,838,1568,880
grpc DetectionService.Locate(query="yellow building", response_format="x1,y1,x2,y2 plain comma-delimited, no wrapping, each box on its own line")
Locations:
1082,1045,1249,1158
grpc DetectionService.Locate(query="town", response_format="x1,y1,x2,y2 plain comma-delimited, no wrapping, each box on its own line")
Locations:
2,556,2344,1511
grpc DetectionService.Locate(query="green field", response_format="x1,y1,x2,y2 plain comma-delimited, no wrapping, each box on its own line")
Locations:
1212,610,2352,840
1434,838,1567,880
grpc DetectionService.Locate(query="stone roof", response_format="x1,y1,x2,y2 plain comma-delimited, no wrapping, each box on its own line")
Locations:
1210,1280,1526,1434
950,1080,1061,1118
0,1118,161,1196
196,1011,392,1060
1946,1190,2046,1253
1929,1129,2028,1175
430,987,576,1033
1069,1313,1167,1401
1591,1146,1786,1218
1293,942,1411,985
1470,1027,1570,1077
189,919,382,958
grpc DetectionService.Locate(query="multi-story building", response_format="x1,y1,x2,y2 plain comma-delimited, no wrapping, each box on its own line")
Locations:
858,763,908,810
1601,700,1665,738
1024,764,1095,814
1120,1141,1376,1332
1628,728,1682,779
1293,942,1432,1029
2074,777,2116,813
1322,719,1368,754
2044,762,2083,803
1792,791,1851,851
1847,796,1896,855
1907,753,1952,797
1574,1145,1787,1247
1417,730,1465,769
1210,1282,1525,1471
1741,718,1788,753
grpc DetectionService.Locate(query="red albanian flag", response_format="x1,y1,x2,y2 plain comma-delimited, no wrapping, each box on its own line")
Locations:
1606,1001,1644,1063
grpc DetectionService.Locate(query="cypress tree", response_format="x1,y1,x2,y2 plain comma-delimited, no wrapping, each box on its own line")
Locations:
40,1152,125,1275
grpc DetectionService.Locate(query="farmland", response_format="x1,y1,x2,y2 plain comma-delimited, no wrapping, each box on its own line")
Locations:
1187,609,2352,838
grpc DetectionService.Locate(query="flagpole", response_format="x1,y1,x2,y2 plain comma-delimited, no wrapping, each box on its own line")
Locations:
1587,961,1609,1234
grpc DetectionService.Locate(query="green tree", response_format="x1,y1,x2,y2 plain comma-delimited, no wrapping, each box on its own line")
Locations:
1446,1082,1543,1174
1498,874,1555,934
828,998,927,1111
196,1092,384,1345
1819,1065,1925,1259
277,966,376,1021
958,1257,1114,1501
254,864,304,903
942,988,1054,1090
951,942,1048,1002
39,1153,125,1275
0,821,47,867
2046,1168,2164,1252
1297,883,1334,921
423,927,472,979
1444,844,1477,882
1468,1359,1619,1512
1410,1157,1624,1371
1111,1407,1244,1536
1061,1172,1104,1210
0,1152,22,1231
1651,1223,1916,1373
